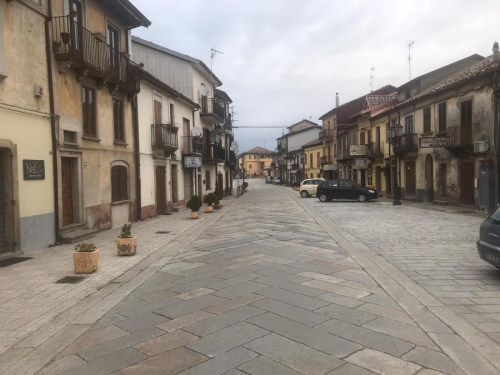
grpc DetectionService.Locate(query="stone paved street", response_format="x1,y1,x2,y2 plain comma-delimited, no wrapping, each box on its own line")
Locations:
3,179,500,375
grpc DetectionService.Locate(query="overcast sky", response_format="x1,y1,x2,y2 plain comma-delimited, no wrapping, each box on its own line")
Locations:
132,0,500,153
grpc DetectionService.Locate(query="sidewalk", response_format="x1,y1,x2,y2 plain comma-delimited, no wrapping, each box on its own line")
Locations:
0,200,234,354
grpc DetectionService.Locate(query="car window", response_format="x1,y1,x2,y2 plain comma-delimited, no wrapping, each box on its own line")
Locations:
314,179,322,185
340,181,352,188
302,180,311,185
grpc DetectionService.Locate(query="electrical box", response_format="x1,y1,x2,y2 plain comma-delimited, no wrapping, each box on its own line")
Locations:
473,141,489,154
478,160,494,211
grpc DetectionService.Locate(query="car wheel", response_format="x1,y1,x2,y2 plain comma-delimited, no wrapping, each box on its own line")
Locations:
319,194,328,202
300,190,309,198
358,194,367,202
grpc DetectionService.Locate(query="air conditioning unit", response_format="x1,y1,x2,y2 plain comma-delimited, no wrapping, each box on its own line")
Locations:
473,141,489,154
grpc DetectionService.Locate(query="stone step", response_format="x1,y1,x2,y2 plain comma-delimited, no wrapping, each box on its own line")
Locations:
60,230,97,244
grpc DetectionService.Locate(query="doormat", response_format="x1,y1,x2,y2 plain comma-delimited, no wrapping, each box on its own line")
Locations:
156,231,172,234
0,257,33,268
55,276,85,284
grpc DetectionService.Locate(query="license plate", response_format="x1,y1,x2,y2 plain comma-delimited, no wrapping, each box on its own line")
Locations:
485,251,500,264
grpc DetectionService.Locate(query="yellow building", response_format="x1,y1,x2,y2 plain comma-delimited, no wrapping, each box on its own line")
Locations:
302,139,324,179
238,147,274,178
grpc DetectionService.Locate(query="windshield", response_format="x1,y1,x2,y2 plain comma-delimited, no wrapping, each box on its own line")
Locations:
488,207,500,224
349,181,361,187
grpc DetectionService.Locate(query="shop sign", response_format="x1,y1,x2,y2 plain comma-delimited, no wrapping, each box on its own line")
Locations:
183,156,203,169
23,160,45,180
419,137,447,148
323,164,338,171
350,145,366,156
355,158,368,168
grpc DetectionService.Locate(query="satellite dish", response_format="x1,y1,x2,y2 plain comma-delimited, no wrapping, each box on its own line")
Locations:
230,141,239,151
200,85,210,97
192,127,203,137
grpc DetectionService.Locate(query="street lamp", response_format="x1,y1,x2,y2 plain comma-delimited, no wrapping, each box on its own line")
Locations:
388,123,403,206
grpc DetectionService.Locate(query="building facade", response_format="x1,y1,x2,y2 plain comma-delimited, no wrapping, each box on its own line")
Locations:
303,139,323,179
238,147,274,178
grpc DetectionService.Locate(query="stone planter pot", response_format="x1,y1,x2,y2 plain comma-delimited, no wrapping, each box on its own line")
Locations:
116,237,137,256
218,199,223,206
191,211,199,219
73,249,99,274
205,206,213,213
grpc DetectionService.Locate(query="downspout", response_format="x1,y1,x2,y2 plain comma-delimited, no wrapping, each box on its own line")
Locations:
45,0,61,245
132,96,141,220
192,107,199,196
494,73,499,207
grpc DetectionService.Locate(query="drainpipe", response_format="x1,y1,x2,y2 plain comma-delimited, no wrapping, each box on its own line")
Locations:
45,0,61,245
494,72,500,207
393,111,401,205
192,108,199,196
132,96,141,220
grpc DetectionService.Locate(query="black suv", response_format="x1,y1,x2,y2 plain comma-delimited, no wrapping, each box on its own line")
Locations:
316,180,378,202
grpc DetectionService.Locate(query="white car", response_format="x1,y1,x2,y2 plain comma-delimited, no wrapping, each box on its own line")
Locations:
299,178,325,197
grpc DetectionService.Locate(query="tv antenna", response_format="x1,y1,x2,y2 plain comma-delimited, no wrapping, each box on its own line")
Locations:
210,48,224,93
408,41,415,94
370,64,376,92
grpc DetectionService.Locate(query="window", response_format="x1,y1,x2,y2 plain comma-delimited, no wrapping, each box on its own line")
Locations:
249,164,252,169
260,162,264,170
461,100,472,127
423,107,431,133
107,24,120,72
405,115,414,133
205,170,211,189
64,130,76,144
113,98,124,142
170,104,175,125
317,174,321,178
310,173,313,179
310,154,313,167
360,132,365,145
317,152,320,167
82,86,96,137
438,102,447,133
111,165,128,202
351,132,357,145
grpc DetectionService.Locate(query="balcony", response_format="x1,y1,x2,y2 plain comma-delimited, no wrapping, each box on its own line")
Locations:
228,150,236,170
271,162,276,167
201,97,225,123
320,155,334,165
445,125,473,148
151,124,178,153
52,16,138,93
393,134,418,153
291,163,302,170
337,148,352,161
224,114,232,131
181,136,204,155
366,142,384,158
319,129,334,142
202,143,225,162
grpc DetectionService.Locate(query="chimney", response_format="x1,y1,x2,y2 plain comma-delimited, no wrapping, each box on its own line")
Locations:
493,42,499,62
335,93,339,108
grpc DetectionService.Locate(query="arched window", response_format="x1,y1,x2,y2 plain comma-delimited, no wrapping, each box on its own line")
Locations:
111,165,128,202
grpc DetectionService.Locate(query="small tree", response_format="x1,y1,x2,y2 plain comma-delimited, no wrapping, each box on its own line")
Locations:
118,223,133,238
203,193,218,206
75,243,97,252
186,195,202,212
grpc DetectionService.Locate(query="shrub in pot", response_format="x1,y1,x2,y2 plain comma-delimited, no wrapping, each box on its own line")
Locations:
243,182,248,191
203,193,218,213
116,223,136,256
292,182,300,191
74,243,99,274
186,195,202,219
214,192,223,208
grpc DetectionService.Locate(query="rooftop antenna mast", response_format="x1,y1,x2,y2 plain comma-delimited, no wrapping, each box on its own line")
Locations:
210,48,224,96
370,64,376,92
408,41,415,95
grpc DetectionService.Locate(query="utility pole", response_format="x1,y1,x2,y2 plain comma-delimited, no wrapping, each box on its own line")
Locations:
370,65,376,92
408,41,415,96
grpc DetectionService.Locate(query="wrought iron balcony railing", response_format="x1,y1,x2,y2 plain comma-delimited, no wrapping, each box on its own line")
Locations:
337,148,352,161
320,155,334,165
319,129,334,141
366,142,384,158
181,136,204,155
201,97,226,121
393,134,418,153
151,124,178,152
52,16,138,90
445,125,473,148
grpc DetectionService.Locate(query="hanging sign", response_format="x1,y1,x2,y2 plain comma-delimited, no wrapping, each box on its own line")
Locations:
350,145,366,156
355,158,369,168
183,156,203,169
23,160,45,180
419,137,447,148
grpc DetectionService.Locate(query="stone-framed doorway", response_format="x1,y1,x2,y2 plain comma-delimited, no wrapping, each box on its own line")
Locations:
0,140,20,255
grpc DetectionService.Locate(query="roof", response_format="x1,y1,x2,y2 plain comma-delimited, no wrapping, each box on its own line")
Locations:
365,94,397,109
397,55,500,107
287,119,318,129
242,146,275,155
138,68,199,108
215,89,233,104
318,85,397,120
276,125,322,140
131,36,223,86
302,138,323,149
350,96,398,119
99,0,151,28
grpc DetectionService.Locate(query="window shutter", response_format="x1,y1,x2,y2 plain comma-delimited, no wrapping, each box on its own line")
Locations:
205,170,210,190
111,165,128,202
119,167,128,200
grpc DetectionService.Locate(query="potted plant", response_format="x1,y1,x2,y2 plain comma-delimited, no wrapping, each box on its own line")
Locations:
73,243,99,274
116,223,137,256
120,51,131,60
61,32,71,44
52,41,61,53
243,182,248,191
203,193,218,213
69,10,78,18
215,192,223,207
186,195,202,219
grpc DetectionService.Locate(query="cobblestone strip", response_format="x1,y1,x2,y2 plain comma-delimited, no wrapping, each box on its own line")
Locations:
287,188,500,375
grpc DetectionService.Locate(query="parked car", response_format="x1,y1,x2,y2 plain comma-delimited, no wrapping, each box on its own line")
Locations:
299,178,325,198
316,180,378,202
274,177,281,185
477,207,500,269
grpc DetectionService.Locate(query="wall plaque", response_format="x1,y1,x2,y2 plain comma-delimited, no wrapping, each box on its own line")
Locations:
350,145,367,156
183,156,203,169
23,160,45,180
419,137,447,148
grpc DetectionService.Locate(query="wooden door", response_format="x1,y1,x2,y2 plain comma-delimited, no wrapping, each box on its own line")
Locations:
69,0,83,57
0,153,5,253
183,169,193,203
107,25,120,75
61,158,73,226
405,160,416,196
376,167,381,192
154,100,162,145
155,166,166,215
460,162,475,206
171,165,178,204
183,118,191,153
218,174,224,198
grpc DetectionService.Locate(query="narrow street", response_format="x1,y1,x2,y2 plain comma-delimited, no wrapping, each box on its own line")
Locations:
3,179,500,375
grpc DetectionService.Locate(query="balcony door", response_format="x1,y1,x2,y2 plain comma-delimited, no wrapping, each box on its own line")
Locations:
108,25,120,77
154,99,162,145
155,166,167,215
69,0,83,57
